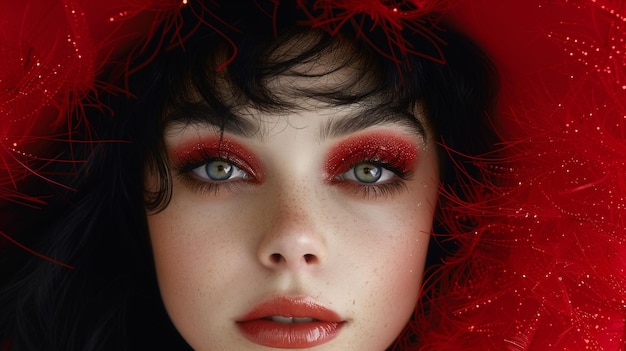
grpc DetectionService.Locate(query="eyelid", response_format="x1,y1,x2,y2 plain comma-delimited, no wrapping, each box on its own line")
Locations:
170,136,265,183
323,131,419,181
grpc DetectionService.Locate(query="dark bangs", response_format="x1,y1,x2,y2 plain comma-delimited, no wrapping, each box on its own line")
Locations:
163,28,417,128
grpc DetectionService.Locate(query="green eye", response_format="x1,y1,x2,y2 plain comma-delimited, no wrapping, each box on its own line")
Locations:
192,159,247,182
337,161,395,185
206,160,234,180
353,163,382,183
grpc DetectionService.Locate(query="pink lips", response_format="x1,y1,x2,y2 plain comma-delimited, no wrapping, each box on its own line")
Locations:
236,296,345,348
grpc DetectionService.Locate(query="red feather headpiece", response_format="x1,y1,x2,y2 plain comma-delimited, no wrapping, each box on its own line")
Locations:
295,0,449,63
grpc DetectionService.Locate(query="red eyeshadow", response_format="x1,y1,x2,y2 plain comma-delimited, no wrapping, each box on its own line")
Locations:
324,132,419,180
171,136,264,182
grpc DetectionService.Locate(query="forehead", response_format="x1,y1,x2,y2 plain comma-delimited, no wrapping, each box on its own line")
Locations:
162,29,428,141
264,33,376,88
211,31,382,105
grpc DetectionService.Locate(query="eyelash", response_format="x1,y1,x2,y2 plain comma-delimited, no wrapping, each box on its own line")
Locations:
174,149,255,196
173,147,414,199
332,158,413,199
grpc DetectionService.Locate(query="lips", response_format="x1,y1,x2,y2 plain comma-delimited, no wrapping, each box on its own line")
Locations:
236,296,345,348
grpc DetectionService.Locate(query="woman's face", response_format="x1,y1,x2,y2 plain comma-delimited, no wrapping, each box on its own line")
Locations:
146,61,439,350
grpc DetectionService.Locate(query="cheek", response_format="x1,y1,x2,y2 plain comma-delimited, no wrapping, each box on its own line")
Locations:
146,199,243,346
338,191,434,347
384,214,430,312
147,208,202,335
384,183,436,298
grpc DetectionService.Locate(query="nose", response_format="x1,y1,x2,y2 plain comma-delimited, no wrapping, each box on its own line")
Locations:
256,192,327,271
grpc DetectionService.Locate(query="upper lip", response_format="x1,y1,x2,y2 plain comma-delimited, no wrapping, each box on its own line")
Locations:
236,296,344,323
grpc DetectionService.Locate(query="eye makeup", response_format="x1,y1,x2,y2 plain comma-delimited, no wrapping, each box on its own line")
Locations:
170,136,265,193
168,129,420,198
324,131,420,198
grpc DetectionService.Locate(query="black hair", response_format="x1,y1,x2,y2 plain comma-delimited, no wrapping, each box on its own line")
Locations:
0,1,498,350
141,1,498,211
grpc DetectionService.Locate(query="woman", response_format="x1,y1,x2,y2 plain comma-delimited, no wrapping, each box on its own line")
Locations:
138,2,497,349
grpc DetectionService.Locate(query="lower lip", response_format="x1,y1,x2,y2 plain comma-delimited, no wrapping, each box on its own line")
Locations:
237,319,343,348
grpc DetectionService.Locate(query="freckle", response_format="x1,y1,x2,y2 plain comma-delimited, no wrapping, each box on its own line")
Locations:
352,299,355,305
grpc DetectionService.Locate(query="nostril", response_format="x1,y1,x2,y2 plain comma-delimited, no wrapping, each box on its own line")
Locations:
270,253,282,263
267,253,318,266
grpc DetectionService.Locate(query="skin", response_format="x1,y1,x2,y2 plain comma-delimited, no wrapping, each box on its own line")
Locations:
146,57,440,350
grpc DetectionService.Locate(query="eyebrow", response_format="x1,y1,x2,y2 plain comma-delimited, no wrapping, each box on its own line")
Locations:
319,104,427,142
164,102,427,142
164,102,260,137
